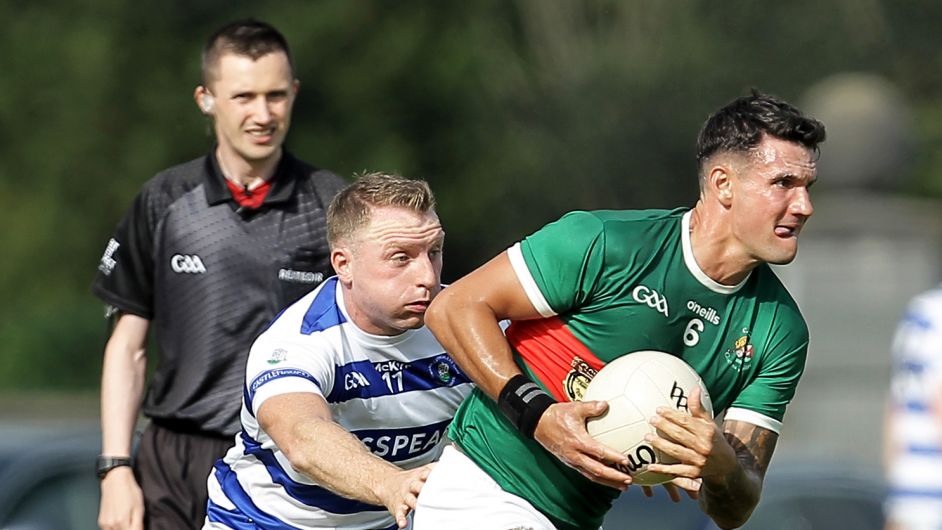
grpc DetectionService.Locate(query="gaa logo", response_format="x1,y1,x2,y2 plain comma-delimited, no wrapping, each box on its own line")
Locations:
170,254,207,274
632,285,669,317
344,371,370,390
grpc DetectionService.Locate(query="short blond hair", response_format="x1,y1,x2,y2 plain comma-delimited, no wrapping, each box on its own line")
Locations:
327,172,437,248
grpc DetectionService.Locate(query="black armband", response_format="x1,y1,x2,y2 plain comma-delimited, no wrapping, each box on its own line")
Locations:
497,374,557,439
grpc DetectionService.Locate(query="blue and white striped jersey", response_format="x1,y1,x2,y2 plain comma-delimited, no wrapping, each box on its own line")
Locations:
205,277,472,530
886,284,942,529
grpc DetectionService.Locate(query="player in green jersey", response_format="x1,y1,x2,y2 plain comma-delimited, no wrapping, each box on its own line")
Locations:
412,90,826,530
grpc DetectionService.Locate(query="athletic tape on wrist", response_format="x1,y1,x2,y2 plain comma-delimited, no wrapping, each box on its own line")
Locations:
497,374,556,439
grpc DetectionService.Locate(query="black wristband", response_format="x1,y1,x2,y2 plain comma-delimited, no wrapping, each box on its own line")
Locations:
96,456,132,480
497,374,556,439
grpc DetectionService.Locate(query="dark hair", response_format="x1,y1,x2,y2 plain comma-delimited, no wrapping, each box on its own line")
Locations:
201,19,294,86
696,89,826,170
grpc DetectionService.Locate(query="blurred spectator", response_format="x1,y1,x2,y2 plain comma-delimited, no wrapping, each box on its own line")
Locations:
885,283,942,530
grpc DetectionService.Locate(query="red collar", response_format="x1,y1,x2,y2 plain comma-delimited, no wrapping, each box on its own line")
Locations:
225,178,273,209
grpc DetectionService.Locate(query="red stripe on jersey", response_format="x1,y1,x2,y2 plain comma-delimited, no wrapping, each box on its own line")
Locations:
506,317,606,402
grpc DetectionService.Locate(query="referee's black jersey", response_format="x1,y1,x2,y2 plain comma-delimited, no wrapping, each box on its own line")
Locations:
93,151,347,436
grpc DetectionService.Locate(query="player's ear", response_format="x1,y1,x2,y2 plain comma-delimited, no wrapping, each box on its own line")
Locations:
331,247,353,286
709,165,734,207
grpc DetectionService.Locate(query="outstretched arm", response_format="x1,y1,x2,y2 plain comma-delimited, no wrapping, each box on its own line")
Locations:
424,253,532,397
258,392,429,529
425,252,632,490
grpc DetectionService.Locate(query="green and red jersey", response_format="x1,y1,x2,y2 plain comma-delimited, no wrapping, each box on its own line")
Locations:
449,208,809,530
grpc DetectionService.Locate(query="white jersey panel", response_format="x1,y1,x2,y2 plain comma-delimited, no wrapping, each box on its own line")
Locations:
886,284,942,527
206,277,473,530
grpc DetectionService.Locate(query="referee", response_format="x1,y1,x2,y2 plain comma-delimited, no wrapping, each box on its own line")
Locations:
92,20,346,530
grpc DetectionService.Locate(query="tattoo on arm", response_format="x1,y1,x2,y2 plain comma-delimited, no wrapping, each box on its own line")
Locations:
700,421,778,529
725,420,778,479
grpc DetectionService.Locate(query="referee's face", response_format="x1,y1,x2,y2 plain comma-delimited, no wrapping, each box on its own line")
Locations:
336,206,445,336
202,51,298,168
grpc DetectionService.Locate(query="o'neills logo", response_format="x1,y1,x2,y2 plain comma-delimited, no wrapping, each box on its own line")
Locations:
279,269,324,284
564,357,598,401
686,300,720,326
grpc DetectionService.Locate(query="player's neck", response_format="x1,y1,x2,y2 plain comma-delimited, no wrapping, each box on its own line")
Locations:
215,146,282,189
688,203,758,286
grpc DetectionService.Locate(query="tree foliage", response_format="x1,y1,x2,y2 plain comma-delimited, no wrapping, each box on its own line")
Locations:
2,0,941,389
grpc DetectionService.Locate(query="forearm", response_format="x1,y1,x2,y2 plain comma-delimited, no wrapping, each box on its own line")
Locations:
426,252,545,400
699,464,762,529
282,417,401,506
100,316,149,457
698,423,776,529
425,288,520,399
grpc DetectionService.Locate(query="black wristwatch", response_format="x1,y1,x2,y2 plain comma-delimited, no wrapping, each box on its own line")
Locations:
96,456,132,479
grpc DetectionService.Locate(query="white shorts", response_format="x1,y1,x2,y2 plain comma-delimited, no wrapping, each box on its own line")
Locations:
413,444,560,530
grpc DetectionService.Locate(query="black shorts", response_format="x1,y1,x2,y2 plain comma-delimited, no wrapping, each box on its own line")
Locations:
135,421,234,530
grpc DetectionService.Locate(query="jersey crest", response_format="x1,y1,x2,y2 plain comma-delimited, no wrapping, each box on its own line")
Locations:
564,357,598,401
723,329,756,371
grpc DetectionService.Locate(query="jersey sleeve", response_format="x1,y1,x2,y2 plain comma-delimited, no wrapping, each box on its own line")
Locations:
91,188,156,318
244,325,339,417
510,211,607,316
312,168,348,204
725,320,809,433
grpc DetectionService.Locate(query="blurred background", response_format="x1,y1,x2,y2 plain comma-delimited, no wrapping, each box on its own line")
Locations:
2,0,942,526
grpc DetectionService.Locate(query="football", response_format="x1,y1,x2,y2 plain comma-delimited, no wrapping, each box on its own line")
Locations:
582,350,714,486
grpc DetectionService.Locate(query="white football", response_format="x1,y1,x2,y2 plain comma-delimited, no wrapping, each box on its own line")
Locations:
582,350,714,486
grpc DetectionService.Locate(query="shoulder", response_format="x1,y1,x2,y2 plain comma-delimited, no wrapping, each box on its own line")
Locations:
556,207,683,226
908,284,942,314
900,284,942,329
540,208,684,240
248,291,341,367
284,154,348,195
752,265,809,341
588,207,686,225
279,276,342,323
138,156,208,204
116,156,208,226
519,208,686,273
